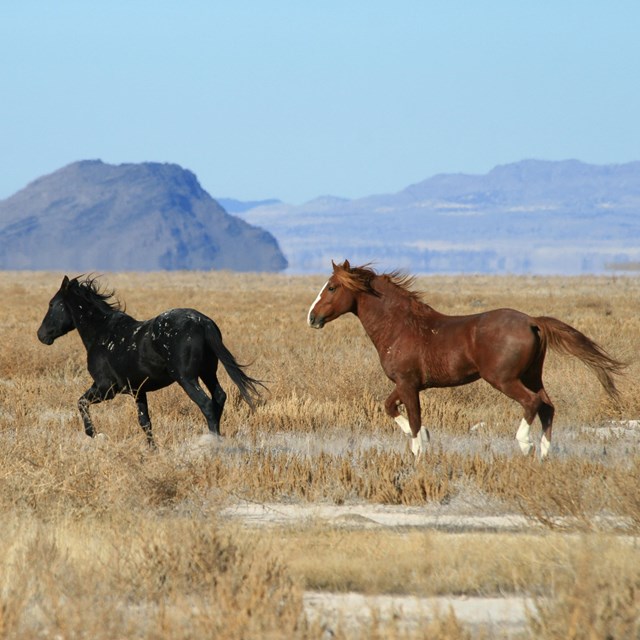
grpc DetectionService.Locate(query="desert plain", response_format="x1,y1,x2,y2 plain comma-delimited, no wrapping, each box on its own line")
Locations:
0,270,639,639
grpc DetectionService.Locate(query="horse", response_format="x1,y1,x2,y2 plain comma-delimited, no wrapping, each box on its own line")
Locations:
37,275,265,447
307,260,625,458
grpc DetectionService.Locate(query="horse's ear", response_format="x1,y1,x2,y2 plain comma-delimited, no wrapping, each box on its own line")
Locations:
332,259,351,273
61,275,70,290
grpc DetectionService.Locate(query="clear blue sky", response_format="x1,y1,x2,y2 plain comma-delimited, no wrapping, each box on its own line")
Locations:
2,1,639,204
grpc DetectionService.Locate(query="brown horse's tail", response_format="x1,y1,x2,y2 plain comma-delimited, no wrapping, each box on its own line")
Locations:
534,316,626,399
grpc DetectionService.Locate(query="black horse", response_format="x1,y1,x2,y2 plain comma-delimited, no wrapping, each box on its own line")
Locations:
37,275,264,446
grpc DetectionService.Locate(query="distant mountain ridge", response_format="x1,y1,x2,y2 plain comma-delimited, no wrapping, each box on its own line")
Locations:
0,160,287,272
3,159,639,275
233,159,640,275
216,197,282,214
401,159,640,206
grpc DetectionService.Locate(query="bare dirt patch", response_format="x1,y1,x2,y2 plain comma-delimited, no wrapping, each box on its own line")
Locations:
303,591,533,637
220,499,531,532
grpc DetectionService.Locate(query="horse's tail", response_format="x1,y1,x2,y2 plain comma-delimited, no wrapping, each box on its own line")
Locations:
534,316,626,399
205,323,266,410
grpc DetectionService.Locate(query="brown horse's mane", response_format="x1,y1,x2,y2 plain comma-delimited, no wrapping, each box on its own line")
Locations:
332,261,425,304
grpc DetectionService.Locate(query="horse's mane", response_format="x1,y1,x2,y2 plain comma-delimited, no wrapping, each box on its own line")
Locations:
69,276,124,312
332,261,423,303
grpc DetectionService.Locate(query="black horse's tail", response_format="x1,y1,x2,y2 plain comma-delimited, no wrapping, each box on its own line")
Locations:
205,323,266,410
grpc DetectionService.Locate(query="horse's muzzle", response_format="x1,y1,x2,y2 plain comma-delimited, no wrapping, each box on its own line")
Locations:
37,330,54,345
308,313,325,329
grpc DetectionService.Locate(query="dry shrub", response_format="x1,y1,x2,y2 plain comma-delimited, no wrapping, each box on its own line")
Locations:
358,452,452,504
609,458,640,528
529,537,640,639
0,415,637,529
510,456,640,531
428,451,640,530
281,528,547,596
0,515,306,639
199,449,452,506
421,609,477,640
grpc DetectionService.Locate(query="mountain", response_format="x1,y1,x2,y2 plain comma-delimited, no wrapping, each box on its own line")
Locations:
216,197,282,214
0,160,287,272
233,159,640,275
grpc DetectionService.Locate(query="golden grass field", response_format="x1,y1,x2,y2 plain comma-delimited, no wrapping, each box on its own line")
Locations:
0,270,639,638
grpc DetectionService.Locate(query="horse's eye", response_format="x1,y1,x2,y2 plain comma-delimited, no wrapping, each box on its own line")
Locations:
327,285,336,293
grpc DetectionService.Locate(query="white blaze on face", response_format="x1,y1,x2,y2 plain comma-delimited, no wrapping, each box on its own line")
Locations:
307,281,328,326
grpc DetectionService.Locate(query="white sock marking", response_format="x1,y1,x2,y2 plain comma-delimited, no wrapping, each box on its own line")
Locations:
395,416,429,455
394,415,412,435
540,433,551,458
409,427,429,457
307,281,328,325
516,418,533,455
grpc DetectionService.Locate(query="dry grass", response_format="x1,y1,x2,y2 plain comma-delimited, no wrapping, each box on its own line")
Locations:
275,527,640,598
0,513,306,639
1,270,640,638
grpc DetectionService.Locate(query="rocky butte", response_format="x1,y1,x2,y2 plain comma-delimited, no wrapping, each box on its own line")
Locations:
0,160,288,272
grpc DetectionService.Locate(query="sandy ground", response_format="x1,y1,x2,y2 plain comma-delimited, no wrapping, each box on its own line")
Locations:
303,591,533,637
220,500,532,531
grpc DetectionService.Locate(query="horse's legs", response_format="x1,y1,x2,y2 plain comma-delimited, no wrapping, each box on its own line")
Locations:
176,377,221,436
200,369,226,432
515,418,534,456
521,369,556,459
134,391,155,448
536,389,554,459
78,384,115,437
78,386,99,437
392,382,429,457
384,389,411,435
486,378,542,456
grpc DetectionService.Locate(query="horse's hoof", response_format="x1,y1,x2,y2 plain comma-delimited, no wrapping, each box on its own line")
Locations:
196,433,223,447
540,434,551,458
517,442,534,456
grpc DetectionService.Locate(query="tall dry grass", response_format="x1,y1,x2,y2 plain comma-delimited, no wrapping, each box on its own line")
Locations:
1,270,640,638
0,513,306,639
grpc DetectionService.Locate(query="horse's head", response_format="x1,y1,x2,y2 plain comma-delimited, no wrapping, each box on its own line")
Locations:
37,275,76,345
307,260,365,328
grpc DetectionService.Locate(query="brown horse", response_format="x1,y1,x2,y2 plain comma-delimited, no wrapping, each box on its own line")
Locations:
307,260,625,458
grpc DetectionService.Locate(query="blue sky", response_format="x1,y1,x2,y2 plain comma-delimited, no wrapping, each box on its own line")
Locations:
2,1,639,204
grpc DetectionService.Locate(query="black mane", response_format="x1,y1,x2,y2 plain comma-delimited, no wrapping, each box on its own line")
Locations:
70,276,124,312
